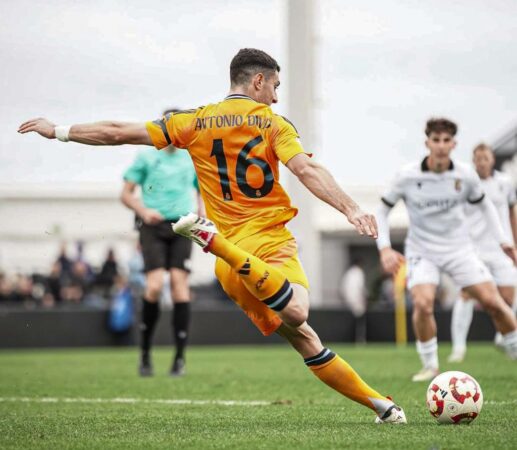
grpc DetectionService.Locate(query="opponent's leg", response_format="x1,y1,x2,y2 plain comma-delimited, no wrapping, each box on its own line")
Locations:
448,291,475,363
139,268,164,376
276,288,406,424
170,268,191,376
411,284,439,381
464,282,517,359
173,214,306,327
494,286,515,347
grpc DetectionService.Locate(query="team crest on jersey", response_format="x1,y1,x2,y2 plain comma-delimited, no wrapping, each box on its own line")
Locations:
454,179,462,192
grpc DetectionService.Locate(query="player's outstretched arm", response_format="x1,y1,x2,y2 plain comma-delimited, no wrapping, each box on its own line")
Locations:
18,118,152,146
286,153,378,238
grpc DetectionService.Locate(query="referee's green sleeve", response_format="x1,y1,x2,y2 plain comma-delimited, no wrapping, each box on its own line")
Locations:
193,175,200,192
123,153,147,184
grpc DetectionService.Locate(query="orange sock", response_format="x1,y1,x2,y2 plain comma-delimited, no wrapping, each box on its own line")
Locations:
305,348,393,415
209,234,293,311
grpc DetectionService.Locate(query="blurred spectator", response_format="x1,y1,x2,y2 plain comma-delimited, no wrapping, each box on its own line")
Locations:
61,260,90,304
128,244,145,297
56,243,72,278
96,248,119,295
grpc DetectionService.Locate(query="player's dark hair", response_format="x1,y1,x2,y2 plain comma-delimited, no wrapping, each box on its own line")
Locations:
425,118,458,137
230,48,280,86
163,108,180,116
473,142,493,155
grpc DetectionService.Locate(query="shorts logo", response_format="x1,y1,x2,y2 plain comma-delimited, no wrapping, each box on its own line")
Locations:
454,179,462,192
256,271,270,291
238,258,251,276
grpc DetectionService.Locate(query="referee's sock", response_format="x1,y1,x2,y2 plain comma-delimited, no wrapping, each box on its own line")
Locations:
305,348,394,416
209,234,293,312
141,298,160,357
172,302,190,361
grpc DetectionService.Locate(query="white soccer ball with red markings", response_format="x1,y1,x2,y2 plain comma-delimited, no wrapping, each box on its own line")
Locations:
426,371,483,424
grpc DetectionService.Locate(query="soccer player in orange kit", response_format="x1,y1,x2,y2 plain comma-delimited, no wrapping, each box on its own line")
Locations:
19,48,406,423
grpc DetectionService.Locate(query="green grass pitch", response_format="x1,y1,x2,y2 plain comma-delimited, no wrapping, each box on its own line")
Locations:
0,343,516,449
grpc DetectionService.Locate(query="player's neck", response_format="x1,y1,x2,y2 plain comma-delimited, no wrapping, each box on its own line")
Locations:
227,86,255,100
427,155,451,173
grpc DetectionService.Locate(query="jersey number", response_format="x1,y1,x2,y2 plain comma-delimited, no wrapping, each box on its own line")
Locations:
210,136,274,200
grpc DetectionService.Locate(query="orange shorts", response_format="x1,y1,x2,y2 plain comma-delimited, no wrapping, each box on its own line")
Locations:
215,225,309,336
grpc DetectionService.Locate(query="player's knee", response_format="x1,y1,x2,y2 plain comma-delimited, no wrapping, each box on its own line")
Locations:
281,302,309,328
145,281,163,301
413,296,434,316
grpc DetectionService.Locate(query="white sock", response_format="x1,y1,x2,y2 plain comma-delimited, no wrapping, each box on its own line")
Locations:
494,332,504,347
416,337,439,370
502,330,517,360
451,298,475,355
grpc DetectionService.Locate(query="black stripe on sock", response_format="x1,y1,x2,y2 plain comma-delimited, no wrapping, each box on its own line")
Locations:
304,348,336,366
263,280,293,311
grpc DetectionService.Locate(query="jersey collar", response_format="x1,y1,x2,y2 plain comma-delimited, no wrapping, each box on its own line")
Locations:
225,94,256,101
421,156,454,172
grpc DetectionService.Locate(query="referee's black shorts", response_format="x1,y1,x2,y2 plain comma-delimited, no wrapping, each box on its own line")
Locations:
138,220,192,273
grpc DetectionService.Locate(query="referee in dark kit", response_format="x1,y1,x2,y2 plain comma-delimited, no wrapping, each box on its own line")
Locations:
121,109,202,377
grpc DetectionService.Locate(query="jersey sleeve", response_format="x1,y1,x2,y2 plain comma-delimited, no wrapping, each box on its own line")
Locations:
381,172,406,207
145,109,199,150
466,169,485,204
123,152,147,185
271,115,308,165
507,181,517,206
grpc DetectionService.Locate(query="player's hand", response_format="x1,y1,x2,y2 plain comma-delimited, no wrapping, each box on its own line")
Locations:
380,247,405,275
18,118,56,139
501,243,517,266
141,208,164,225
347,208,378,239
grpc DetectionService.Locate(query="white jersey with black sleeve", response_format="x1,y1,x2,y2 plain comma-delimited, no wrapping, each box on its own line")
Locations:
381,157,485,256
466,170,517,255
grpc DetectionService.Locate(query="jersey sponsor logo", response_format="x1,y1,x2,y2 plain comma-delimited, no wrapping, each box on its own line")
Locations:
412,198,460,211
256,271,270,291
455,179,462,192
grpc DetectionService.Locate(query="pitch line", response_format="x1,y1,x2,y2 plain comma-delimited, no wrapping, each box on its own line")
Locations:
1,397,514,407
0,397,271,406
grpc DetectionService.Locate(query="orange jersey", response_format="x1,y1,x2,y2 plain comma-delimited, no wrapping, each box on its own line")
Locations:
146,94,308,242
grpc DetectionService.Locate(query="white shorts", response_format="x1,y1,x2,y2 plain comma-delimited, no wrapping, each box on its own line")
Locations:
479,251,517,287
406,249,493,290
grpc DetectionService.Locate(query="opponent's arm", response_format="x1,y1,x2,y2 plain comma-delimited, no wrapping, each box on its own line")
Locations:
18,118,152,146
286,153,377,238
478,197,517,264
375,202,405,274
510,204,517,246
120,181,164,225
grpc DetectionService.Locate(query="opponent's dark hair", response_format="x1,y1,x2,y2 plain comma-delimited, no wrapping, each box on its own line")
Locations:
425,118,458,137
230,48,280,86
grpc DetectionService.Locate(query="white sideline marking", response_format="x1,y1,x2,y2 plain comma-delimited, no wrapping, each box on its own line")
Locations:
0,397,270,407
485,400,517,406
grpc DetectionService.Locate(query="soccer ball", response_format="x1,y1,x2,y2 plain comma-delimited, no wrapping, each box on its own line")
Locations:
426,371,483,424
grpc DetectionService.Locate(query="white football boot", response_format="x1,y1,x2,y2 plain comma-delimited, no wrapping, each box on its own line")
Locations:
447,350,465,363
172,213,218,251
411,367,439,382
375,404,407,424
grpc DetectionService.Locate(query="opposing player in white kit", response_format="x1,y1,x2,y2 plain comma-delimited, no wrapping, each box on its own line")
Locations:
376,118,517,382
449,143,517,362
